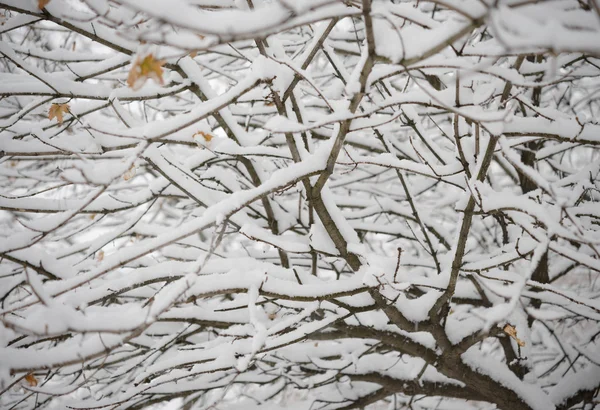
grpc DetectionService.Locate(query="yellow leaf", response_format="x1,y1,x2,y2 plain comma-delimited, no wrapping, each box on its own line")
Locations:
24,373,37,387
127,54,165,90
48,103,69,124
38,0,50,9
503,324,526,347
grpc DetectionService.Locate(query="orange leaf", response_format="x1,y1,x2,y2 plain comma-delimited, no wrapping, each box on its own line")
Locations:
48,103,69,124
193,131,213,143
24,373,38,387
38,0,50,9
127,54,165,90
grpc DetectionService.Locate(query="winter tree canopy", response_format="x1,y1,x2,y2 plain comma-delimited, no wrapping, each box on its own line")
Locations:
1,0,599,409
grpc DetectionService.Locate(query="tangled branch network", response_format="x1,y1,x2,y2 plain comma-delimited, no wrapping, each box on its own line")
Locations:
0,0,599,409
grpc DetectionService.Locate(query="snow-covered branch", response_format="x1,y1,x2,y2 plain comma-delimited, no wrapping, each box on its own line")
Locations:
1,0,599,409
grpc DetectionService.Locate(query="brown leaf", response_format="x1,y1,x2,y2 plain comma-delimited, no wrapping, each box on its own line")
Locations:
97,250,104,262
503,324,526,347
127,54,165,90
24,373,37,387
48,103,69,124
38,0,50,9
503,324,517,338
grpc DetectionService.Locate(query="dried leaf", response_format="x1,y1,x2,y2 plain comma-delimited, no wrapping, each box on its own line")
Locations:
38,0,50,9
189,50,198,58
503,324,517,338
193,131,213,143
503,324,526,347
97,250,104,262
24,373,37,387
48,103,69,124
127,54,165,91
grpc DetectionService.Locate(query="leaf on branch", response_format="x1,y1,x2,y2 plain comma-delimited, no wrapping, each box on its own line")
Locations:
24,373,37,387
503,324,526,347
193,131,214,147
38,0,50,9
48,103,69,124
194,131,213,142
127,54,165,91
